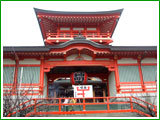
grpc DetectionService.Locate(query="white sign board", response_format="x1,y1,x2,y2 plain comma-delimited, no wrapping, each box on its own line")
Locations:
73,85,93,98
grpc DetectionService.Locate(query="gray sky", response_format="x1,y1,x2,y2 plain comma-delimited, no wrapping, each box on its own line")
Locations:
2,1,159,46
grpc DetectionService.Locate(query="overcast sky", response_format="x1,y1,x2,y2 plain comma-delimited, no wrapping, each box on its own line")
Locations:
1,1,159,46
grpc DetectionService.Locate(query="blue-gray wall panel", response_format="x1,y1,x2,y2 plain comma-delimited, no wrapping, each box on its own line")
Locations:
118,66,140,82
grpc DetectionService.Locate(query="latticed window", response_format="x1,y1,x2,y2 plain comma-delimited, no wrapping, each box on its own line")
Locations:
18,67,40,84
141,66,157,82
118,66,140,82
3,67,15,84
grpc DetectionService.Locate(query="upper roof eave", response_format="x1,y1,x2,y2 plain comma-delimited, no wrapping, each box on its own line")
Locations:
34,8,124,16
34,8,124,44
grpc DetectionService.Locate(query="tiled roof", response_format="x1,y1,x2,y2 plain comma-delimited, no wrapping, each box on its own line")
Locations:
34,8,123,15
3,40,157,52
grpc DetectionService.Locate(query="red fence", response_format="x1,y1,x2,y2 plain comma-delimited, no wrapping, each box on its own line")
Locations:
119,82,157,93
6,96,157,117
46,33,110,39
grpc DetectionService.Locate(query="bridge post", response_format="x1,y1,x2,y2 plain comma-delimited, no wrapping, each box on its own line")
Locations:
34,99,37,113
107,97,110,110
83,98,86,111
130,97,133,110
59,98,61,112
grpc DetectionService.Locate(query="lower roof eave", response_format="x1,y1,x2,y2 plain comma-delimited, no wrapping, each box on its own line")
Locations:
3,46,157,52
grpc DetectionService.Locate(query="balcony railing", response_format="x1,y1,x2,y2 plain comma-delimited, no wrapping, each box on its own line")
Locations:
45,33,113,44
7,96,157,117
119,81,157,93
46,33,110,39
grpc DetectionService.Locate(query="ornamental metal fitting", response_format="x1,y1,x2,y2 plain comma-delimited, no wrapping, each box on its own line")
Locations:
74,31,86,40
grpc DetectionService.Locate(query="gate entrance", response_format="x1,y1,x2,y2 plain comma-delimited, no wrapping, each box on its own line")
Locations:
47,66,109,100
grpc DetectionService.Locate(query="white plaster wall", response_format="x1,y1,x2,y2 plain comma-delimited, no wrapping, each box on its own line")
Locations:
141,58,157,63
3,59,15,64
108,72,116,96
19,59,40,64
66,54,78,61
81,54,92,60
95,58,110,60
43,73,48,98
118,58,137,64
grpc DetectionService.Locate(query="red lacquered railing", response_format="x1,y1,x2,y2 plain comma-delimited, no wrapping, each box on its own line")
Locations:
46,33,110,39
119,81,157,93
6,96,157,117
45,33,113,45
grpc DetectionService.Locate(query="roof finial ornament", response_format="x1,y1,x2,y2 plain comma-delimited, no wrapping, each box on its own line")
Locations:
78,30,82,36
74,30,86,40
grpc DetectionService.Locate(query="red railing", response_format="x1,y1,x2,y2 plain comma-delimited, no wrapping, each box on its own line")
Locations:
6,96,157,117
46,33,110,39
3,85,41,96
45,32,113,44
119,82,157,93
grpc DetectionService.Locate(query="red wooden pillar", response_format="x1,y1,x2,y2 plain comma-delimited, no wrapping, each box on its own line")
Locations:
57,23,60,37
107,97,110,110
137,59,145,91
97,24,100,36
70,23,73,37
84,24,87,37
83,98,86,111
34,99,37,113
114,57,120,93
130,97,133,110
59,98,61,112
39,56,44,95
13,59,19,94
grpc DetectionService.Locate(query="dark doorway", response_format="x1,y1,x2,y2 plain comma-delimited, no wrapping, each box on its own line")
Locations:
47,66,109,99
48,82,74,98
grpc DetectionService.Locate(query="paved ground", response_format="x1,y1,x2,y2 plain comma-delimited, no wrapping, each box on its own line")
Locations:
37,112,143,117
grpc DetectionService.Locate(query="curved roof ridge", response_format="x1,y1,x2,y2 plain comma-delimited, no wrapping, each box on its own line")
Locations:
48,39,111,49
